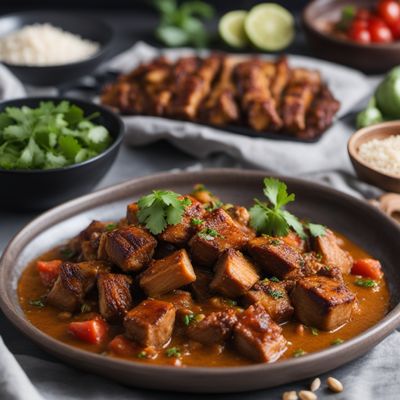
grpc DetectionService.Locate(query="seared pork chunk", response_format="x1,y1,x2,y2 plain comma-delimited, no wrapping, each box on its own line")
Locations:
47,261,110,312
233,303,287,362
189,208,253,267
247,236,304,280
101,226,157,272
159,196,205,246
210,249,259,298
302,252,343,281
291,276,356,331
140,249,196,297
157,290,194,311
313,229,353,274
241,280,294,323
190,268,213,301
187,309,238,345
124,299,176,347
97,273,132,322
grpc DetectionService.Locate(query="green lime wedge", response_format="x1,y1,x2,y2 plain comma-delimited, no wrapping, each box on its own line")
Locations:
219,10,249,48
244,3,295,51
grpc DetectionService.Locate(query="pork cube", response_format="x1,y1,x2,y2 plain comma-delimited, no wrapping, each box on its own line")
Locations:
190,268,213,301
210,249,259,298
157,290,194,311
313,229,353,274
124,299,176,347
247,236,304,280
159,196,205,246
97,273,133,322
189,208,252,266
241,280,294,323
47,261,110,311
140,249,196,297
187,309,238,345
233,303,287,362
101,226,157,272
68,220,110,254
291,276,356,331
303,252,343,281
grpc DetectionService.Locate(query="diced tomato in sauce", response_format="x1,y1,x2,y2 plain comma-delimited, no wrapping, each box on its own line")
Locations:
36,260,62,287
352,258,383,280
108,335,139,356
68,318,108,345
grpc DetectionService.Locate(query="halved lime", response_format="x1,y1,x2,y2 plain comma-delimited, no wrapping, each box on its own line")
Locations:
219,10,249,49
244,3,295,51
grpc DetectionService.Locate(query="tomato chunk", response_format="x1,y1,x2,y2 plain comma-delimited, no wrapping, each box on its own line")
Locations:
36,259,62,287
108,335,139,356
352,258,383,280
68,319,108,345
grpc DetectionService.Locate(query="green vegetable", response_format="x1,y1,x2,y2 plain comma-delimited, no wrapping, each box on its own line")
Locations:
137,190,191,235
311,327,319,336
336,5,356,31
267,289,284,299
293,349,306,358
331,338,344,346
354,278,378,288
190,218,204,226
60,247,75,260
29,298,45,308
153,0,215,48
270,276,280,282
137,351,148,359
249,178,326,239
105,223,118,231
198,227,222,240
183,313,198,326
165,347,181,358
376,66,400,118
0,101,111,170
356,97,384,128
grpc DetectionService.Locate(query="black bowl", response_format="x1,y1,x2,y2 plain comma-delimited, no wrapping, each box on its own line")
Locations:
0,97,124,211
0,11,113,86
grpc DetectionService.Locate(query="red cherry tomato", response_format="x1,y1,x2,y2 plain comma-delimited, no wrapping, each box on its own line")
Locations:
348,24,371,43
369,20,393,42
356,8,372,20
378,0,400,25
389,20,400,39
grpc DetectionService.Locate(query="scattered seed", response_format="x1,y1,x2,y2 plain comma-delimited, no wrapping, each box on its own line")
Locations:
327,377,343,393
282,391,298,400
298,390,317,400
310,377,321,392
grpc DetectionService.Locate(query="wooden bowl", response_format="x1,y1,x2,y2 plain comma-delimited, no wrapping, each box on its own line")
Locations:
348,121,400,193
302,0,400,74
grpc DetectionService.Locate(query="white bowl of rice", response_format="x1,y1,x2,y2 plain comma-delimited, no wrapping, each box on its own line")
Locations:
348,121,400,193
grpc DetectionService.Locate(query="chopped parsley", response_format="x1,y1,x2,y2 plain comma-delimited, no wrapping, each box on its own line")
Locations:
354,278,378,288
223,299,237,307
269,239,282,246
29,298,45,308
205,199,223,212
198,227,221,241
183,313,197,326
267,289,285,299
311,327,319,336
165,347,181,358
190,218,204,226
270,276,280,282
293,349,307,358
137,190,191,235
137,351,148,359
331,338,345,346
105,223,117,231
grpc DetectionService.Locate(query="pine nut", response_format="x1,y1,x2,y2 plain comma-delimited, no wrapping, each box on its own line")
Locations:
299,390,317,400
310,377,321,392
327,377,343,393
282,391,298,400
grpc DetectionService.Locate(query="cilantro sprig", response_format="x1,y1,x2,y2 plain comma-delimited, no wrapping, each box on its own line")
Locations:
137,190,191,235
249,178,326,239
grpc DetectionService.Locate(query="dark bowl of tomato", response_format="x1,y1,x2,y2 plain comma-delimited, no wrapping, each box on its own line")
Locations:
303,0,400,73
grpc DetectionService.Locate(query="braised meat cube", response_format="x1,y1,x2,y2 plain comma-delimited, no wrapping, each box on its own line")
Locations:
225,205,250,227
157,290,194,311
247,236,304,280
97,273,133,322
313,229,353,274
233,303,287,362
101,226,157,272
124,299,176,347
159,196,205,246
241,280,294,323
140,249,196,297
187,309,238,345
47,261,110,312
291,276,356,331
302,252,343,281
189,209,252,267
190,268,213,301
68,220,110,255
210,249,259,298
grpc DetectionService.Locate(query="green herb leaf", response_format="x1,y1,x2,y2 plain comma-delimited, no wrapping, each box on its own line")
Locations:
270,276,280,282
267,289,284,299
137,190,191,235
60,247,75,259
29,298,45,308
198,227,221,241
183,313,198,326
311,327,319,336
165,347,181,358
137,351,148,359
354,278,378,288
293,349,307,358
105,223,118,231
190,218,204,226
331,338,344,346
307,222,326,238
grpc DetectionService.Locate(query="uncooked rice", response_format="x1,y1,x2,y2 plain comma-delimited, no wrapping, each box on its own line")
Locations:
0,23,99,66
358,135,400,176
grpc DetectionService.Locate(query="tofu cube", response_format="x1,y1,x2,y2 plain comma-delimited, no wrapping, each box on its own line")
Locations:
291,276,356,331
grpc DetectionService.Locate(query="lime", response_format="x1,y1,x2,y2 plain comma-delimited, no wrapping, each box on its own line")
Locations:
244,3,295,51
219,10,249,48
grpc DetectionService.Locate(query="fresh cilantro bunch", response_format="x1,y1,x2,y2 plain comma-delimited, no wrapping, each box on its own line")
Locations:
153,0,215,48
249,178,325,239
0,101,111,170
137,190,191,235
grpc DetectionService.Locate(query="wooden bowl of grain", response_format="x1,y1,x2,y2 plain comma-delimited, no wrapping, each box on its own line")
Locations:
348,121,400,193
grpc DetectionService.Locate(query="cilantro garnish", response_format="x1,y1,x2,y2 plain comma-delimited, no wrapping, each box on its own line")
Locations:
198,228,221,240
0,101,111,170
311,327,319,336
270,276,280,282
354,278,378,288
183,313,198,326
331,338,344,346
249,178,326,239
137,351,148,359
29,298,45,308
267,289,284,299
165,347,181,358
293,349,307,358
137,190,191,235
190,218,204,226
105,223,118,231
